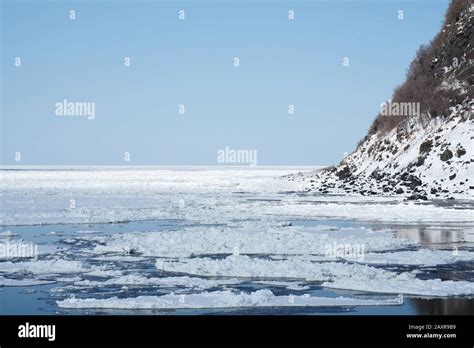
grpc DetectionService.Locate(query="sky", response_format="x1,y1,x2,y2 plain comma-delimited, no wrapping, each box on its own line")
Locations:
1,0,450,166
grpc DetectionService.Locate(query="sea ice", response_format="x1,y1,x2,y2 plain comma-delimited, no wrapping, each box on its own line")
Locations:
56,289,402,309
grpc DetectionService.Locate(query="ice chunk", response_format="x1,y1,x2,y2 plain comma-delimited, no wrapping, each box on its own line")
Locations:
0,276,53,286
159,255,474,297
0,259,85,274
87,225,414,257
57,289,401,309
357,249,474,266
73,275,241,289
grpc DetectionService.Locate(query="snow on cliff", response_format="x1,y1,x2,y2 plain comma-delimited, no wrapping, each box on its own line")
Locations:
291,1,473,200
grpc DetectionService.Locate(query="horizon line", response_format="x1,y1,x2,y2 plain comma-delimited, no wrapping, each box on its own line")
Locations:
0,164,327,170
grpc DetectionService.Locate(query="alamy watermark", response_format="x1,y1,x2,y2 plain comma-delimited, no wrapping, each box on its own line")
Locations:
380,99,420,117
324,242,365,261
0,241,39,259
217,147,257,166
55,99,95,120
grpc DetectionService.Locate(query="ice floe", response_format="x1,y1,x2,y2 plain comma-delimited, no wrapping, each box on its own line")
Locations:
158,255,474,296
323,277,474,297
355,249,474,266
56,289,402,309
282,249,474,266
72,275,241,289
0,259,85,274
0,276,54,286
257,200,474,223
83,225,414,257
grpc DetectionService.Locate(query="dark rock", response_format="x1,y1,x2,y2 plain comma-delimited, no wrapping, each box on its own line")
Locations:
449,173,456,180
400,172,409,181
395,188,404,194
416,156,426,166
369,170,384,180
407,193,428,200
456,146,466,157
440,148,453,161
408,176,422,190
336,165,352,180
419,140,433,154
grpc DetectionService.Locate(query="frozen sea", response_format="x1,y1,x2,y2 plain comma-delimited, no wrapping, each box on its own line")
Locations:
0,167,473,315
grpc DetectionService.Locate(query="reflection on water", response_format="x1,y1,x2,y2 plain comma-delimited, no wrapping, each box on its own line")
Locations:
394,224,474,315
409,297,474,315
394,225,474,248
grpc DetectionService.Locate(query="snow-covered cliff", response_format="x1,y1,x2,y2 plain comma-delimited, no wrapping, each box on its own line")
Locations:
292,0,473,200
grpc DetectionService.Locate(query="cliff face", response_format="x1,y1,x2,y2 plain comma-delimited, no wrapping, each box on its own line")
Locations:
294,0,473,200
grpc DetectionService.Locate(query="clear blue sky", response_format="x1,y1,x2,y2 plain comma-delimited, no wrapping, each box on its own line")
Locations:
1,0,450,165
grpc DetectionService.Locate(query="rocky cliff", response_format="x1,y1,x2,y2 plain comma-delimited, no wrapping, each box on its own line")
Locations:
292,0,473,200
